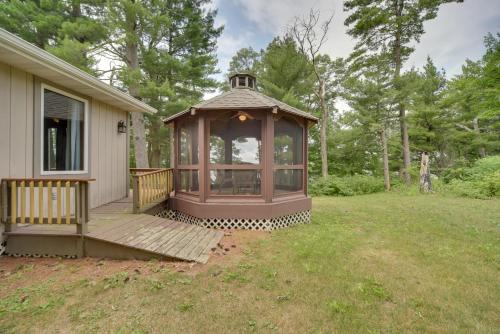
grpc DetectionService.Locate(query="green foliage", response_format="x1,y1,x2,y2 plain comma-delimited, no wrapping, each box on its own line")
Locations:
309,175,385,196
0,0,106,73
440,156,500,199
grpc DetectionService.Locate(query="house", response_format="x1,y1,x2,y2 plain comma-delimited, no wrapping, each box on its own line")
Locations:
0,28,227,262
0,27,156,208
0,28,315,261
163,73,318,230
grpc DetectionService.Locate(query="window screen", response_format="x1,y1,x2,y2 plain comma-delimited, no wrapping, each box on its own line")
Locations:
43,88,86,172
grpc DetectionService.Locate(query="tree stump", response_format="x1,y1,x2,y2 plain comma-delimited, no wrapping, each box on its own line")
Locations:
419,152,431,193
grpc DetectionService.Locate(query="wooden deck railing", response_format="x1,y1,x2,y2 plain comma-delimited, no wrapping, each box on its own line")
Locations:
0,178,92,234
131,168,173,213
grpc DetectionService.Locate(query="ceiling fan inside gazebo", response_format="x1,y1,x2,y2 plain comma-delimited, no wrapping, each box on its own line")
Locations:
230,110,254,122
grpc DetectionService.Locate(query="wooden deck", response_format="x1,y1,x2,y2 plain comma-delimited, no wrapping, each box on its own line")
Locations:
3,196,223,263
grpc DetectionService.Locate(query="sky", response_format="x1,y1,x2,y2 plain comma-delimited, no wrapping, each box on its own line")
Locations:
209,0,500,83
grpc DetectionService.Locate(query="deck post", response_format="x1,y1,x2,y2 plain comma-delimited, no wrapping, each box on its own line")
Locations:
132,174,140,213
76,182,89,235
2,181,15,232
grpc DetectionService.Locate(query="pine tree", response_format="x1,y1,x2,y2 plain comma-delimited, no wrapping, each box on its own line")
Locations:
344,54,396,189
0,0,106,73
102,0,222,168
228,47,262,76
259,37,313,110
408,57,450,169
344,0,463,183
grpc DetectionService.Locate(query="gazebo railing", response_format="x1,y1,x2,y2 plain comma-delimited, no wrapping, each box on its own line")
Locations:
0,178,92,234
130,168,174,213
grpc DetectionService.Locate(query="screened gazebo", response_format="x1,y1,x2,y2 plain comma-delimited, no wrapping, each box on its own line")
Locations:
163,73,318,230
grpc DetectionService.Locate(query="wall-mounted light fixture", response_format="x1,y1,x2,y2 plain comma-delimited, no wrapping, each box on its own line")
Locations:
117,120,127,133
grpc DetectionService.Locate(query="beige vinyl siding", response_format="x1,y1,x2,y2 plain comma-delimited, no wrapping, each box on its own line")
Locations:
0,62,34,179
89,100,128,208
0,61,129,210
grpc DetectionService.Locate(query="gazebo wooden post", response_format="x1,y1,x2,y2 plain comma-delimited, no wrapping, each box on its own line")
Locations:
304,120,309,196
198,114,206,202
223,123,233,194
264,112,274,202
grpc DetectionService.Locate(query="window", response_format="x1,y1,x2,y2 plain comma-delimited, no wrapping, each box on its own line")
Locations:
274,116,304,195
209,115,262,196
238,76,246,87
176,119,199,195
42,85,88,174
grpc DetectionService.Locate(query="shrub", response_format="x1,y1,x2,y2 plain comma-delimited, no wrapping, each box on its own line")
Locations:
309,175,385,197
440,156,500,199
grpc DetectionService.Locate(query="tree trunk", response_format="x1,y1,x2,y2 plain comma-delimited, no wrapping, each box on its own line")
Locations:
419,152,431,193
473,117,486,158
149,117,162,167
319,79,329,178
125,5,149,169
380,128,391,191
130,112,149,168
399,108,411,182
394,1,411,184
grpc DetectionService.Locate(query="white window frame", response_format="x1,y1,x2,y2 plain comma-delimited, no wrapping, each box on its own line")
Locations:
40,83,89,175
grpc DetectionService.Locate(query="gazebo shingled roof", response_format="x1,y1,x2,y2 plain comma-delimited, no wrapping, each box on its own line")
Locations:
164,87,318,124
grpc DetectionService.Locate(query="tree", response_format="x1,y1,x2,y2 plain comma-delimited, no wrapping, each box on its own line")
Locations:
290,9,334,178
102,0,149,168
408,57,450,169
0,0,106,73
344,54,396,190
259,37,313,110
344,0,463,183
228,47,261,76
141,0,221,167
102,0,221,168
443,33,500,161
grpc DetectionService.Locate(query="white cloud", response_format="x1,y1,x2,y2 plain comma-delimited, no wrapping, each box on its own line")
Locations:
217,31,255,73
230,0,499,76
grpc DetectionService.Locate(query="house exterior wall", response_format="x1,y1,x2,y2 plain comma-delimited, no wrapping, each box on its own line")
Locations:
0,62,34,179
89,99,129,208
0,61,129,210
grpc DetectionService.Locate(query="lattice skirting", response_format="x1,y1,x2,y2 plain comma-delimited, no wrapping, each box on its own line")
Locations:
4,252,77,259
154,209,311,231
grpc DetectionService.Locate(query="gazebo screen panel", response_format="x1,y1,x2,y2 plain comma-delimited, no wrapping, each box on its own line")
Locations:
178,120,198,165
208,115,263,196
178,170,200,194
273,116,305,195
210,169,261,195
176,118,199,195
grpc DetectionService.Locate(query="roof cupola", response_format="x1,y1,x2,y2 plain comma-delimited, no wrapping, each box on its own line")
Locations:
229,73,256,90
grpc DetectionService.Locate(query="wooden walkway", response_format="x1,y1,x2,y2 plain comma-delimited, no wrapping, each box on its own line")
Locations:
4,196,223,263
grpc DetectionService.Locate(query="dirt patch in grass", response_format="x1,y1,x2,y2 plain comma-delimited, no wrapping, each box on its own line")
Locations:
205,229,270,267
0,229,269,295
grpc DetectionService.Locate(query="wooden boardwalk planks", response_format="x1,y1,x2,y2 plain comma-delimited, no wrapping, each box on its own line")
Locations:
6,198,223,263
87,201,223,262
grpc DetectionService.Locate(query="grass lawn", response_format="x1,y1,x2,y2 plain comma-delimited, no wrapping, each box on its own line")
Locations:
0,193,499,333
